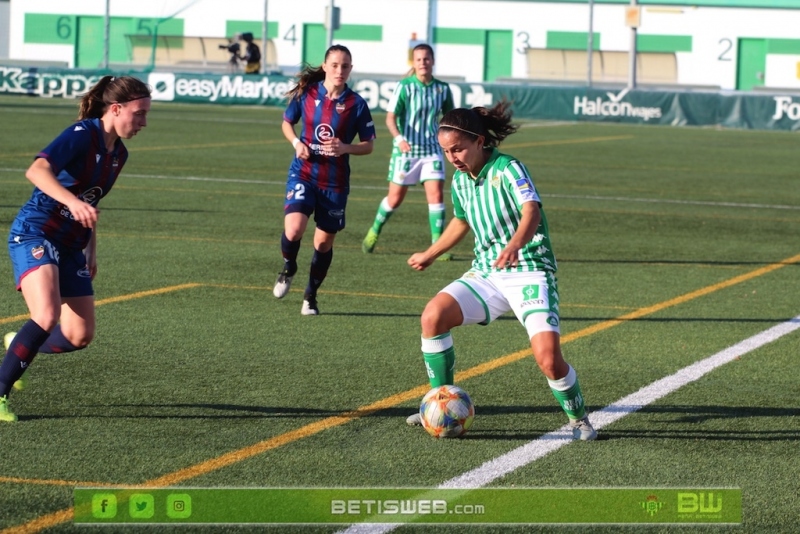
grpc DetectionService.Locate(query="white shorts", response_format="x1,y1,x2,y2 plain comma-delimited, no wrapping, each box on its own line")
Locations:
440,269,561,338
387,153,445,186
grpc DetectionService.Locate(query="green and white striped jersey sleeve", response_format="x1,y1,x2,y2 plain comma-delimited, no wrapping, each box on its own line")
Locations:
451,150,558,273
387,77,453,158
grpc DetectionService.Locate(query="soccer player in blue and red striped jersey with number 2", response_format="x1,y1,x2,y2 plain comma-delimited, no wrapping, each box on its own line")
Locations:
1,76,151,423
273,45,376,315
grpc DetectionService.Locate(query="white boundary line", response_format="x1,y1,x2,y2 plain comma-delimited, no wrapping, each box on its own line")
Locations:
3,168,797,211
338,315,800,534
547,193,800,211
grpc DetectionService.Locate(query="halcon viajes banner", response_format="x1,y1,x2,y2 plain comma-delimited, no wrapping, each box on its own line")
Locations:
1,65,798,132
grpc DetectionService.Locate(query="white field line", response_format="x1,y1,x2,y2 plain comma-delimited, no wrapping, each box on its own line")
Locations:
338,315,800,534
2,167,796,211
546,193,800,211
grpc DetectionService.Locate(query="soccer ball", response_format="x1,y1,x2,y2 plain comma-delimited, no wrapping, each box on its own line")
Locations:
419,385,475,438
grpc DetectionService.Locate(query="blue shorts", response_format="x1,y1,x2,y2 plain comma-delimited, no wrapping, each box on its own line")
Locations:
283,177,347,233
8,233,93,298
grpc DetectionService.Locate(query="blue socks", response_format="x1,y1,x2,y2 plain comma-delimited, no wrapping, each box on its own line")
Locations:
0,320,49,397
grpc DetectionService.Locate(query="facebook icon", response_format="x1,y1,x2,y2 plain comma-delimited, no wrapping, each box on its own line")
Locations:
91,494,117,518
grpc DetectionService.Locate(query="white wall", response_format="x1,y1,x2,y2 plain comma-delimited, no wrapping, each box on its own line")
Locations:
8,0,800,89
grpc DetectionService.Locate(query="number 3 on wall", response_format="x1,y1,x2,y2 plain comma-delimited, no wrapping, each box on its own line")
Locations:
516,31,531,55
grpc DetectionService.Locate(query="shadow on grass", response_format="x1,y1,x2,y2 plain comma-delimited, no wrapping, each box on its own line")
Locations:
21,404,796,443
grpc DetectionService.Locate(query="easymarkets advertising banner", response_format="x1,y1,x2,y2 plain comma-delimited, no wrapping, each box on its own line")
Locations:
1,65,798,131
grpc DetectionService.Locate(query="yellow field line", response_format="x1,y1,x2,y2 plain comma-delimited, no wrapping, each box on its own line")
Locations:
503,134,633,149
3,253,799,534
0,284,201,326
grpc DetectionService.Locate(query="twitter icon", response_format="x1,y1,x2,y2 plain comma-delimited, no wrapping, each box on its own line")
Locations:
129,494,155,519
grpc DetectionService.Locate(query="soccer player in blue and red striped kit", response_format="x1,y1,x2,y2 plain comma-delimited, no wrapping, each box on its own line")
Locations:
0,76,151,422
273,45,376,315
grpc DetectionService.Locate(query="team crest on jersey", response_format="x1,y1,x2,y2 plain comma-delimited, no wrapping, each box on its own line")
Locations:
31,246,45,260
335,102,345,114
95,154,101,163
287,190,295,200
491,175,501,189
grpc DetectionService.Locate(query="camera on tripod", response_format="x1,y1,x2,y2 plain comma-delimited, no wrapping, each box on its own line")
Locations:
219,41,240,55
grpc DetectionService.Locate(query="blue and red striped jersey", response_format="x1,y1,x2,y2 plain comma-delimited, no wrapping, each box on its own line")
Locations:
11,118,128,249
283,81,375,193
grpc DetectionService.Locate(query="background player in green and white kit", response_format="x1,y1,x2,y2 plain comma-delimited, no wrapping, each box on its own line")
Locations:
406,102,597,441
362,44,454,257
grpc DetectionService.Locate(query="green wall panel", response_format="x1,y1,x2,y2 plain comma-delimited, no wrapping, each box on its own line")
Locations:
767,38,800,54
546,31,600,51
335,24,382,41
637,35,693,53
24,14,77,44
225,20,279,39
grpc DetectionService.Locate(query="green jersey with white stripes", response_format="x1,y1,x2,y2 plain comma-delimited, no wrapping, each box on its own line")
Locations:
451,148,558,274
387,76,454,158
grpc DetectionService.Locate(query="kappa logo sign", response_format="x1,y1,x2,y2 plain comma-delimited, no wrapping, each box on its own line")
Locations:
0,67,100,98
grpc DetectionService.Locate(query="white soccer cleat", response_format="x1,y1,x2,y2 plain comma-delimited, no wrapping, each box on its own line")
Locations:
272,270,294,299
569,416,598,441
406,412,422,426
301,297,319,316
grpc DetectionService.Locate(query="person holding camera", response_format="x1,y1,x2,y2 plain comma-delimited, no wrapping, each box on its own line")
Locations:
239,32,261,75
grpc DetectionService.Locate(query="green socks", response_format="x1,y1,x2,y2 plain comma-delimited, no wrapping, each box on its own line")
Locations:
428,203,445,243
370,197,394,235
421,333,455,387
548,365,587,420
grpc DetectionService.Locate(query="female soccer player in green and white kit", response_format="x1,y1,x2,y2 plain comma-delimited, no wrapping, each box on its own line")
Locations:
362,44,454,258
406,102,597,441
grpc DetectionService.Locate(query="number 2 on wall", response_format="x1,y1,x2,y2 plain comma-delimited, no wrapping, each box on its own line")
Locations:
718,38,733,61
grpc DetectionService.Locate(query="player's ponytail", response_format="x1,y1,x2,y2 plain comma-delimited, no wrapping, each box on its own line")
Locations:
439,101,518,147
286,44,352,101
78,76,151,120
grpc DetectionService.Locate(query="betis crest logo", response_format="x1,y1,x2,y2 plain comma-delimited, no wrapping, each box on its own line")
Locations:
641,495,664,517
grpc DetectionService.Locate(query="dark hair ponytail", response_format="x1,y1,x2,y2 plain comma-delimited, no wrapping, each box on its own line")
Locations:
439,100,518,147
286,44,352,100
78,75,151,120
